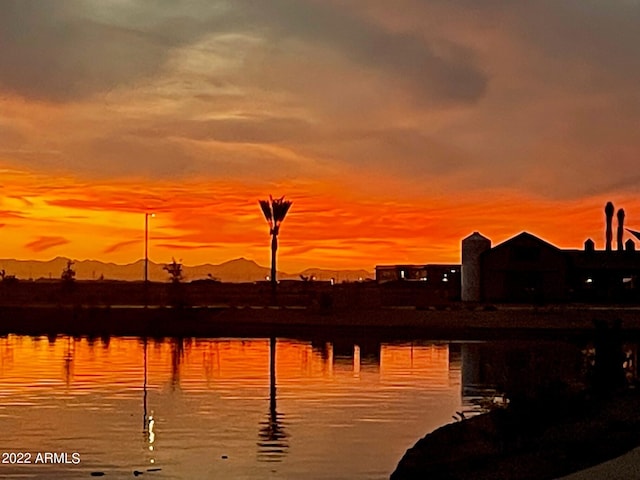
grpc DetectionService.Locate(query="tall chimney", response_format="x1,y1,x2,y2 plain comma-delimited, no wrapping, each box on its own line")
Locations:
617,208,625,251
605,202,614,251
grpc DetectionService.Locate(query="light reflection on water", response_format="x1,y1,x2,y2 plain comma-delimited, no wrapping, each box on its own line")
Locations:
0,334,528,479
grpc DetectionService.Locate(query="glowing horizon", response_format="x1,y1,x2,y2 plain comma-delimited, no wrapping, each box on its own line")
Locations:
1,167,639,271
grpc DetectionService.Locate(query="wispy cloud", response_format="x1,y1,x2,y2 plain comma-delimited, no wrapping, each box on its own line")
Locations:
25,236,70,253
103,239,141,254
155,243,221,251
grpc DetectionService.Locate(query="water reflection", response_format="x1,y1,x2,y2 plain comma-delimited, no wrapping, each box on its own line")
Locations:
257,337,289,462
0,333,624,480
202,341,221,385
0,336,13,375
170,337,185,390
331,339,381,370
63,335,74,387
142,337,157,466
143,337,148,433
457,339,638,412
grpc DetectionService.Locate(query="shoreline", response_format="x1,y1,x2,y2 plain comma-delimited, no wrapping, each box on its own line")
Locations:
2,304,640,339
391,388,640,480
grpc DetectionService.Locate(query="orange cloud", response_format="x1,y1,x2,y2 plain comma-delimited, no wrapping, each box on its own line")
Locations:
103,239,141,254
154,243,222,251
1,166,639,271
25,236,70,253
0,210,27,220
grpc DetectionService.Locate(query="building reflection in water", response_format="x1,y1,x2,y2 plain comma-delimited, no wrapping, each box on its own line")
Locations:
458,340,593,414
0,335,13,375
353,345,360,375
202,342,221,386
257,337,289,462
311,340,341,373
315,339,381,374
170,338,185,391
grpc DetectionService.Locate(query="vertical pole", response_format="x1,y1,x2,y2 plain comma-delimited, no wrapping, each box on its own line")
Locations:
145,213,149,283
271,232,277,303
269,336,276,421
144,213,150,308
143,337,148,433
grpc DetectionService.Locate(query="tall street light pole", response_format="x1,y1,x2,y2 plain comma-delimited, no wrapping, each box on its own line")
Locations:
144,212,155,283
144,212,155,308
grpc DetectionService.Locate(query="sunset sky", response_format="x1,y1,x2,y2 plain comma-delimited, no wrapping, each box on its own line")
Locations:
1,0,640,271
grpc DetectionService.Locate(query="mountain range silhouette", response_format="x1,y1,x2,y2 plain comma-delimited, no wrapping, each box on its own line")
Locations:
0,257,373,283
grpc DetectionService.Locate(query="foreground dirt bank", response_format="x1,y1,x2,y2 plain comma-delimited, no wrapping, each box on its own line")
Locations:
391,389,640,480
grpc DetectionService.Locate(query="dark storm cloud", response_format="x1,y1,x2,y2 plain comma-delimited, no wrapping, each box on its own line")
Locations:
428,0,640,87
0,1,165,101
391,0,640,198
0,0,240,102
233,0,488,105
0,0,488,105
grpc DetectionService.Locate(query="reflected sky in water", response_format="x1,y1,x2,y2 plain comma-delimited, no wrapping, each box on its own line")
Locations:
0,335,476,479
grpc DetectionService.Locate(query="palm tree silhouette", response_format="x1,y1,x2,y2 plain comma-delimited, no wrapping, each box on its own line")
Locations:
259,195,292,301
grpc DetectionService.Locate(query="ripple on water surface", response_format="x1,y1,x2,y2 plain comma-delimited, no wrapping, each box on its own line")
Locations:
0,335,489,480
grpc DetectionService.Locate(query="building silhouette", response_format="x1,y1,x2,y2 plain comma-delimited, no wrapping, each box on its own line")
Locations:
377,203,640,303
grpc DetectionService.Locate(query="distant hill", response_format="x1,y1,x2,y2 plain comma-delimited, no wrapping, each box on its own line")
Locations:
0,257,374,283
183,258,273,283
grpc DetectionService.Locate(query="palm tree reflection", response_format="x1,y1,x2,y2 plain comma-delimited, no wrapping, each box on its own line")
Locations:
257,337,289,462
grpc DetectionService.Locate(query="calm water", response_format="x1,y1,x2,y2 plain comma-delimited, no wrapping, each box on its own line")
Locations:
0,334,579,479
